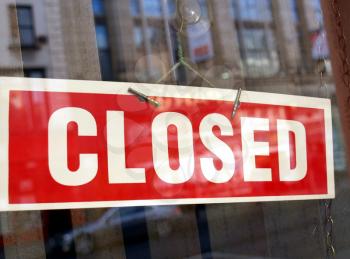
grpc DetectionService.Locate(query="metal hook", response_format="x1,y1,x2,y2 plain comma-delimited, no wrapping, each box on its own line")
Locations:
231,88,242,118
128,88,160,107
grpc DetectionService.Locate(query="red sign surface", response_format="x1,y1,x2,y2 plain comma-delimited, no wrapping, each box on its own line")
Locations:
0,77,334,211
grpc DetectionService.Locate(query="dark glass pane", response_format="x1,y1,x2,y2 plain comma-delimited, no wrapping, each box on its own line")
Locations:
24,69,45,78
20,28,35,46
17,7,32,26
99,49,113,80
96,24,109,49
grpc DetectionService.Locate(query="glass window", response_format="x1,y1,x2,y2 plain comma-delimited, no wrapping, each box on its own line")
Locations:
167,0,176,16
232,0,278,77
130,0,140,16
95,24,113,80
241,28,279,77
95,24,109,49
93,0,113,81
144,0,162,17
232,0,272,21
17,6,35,47
2,1,350,259
98,49,113,80
92,0,105,16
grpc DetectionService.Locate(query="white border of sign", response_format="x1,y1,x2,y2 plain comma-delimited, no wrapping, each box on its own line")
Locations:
0,77,335,211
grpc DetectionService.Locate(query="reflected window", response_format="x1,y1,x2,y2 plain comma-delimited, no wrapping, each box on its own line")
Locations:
98,49,113,81
92,0,105,17
231,0,272,21
24,68,45,78
144,0,162,17
231,0,279,77
130,0,141,16
131,0,162,17
17,5,35,48
167,0,176,16
95,24,113,80
93,0,113,80
242,28,278,76
96,25,109,49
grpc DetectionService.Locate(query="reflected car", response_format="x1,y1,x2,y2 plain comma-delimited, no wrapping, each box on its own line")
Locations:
46,205,182,255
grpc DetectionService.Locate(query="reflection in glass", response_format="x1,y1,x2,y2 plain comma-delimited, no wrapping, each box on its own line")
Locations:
95,25,109,49
130,0,141,16
92,0,105,17
231,0,272,21
144,0,162,17
17,6,35,47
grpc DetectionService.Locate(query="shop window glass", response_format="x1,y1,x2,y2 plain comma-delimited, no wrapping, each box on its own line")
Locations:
0,1,348,259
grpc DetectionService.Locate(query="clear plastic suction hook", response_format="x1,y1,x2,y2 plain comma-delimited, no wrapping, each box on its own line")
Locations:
177,0,201,25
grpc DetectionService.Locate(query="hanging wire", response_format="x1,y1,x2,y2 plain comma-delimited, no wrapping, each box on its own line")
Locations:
157,0,243,117
325,200,335,257
156,0,214,87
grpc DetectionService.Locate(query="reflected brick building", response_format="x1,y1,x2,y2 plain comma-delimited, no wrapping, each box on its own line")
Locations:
89,0,331,95
0,0,331,95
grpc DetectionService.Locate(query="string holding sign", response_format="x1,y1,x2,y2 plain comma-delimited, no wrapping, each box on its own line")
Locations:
157,0,214,87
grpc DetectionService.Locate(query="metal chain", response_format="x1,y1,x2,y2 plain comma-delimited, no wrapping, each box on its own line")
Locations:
331,0,350,123
325,200,335,257
316,2,336,257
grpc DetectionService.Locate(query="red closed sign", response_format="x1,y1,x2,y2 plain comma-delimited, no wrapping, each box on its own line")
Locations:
0,77,334,211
